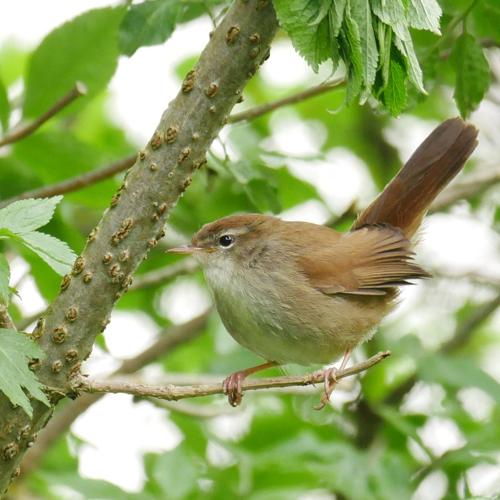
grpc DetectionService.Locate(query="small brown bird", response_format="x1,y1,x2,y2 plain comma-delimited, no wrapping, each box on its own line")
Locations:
170,118,478,407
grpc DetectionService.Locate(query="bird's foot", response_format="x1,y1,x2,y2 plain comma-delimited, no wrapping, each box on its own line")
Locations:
222,371,247,407
314,366,340,411
222,361,278,407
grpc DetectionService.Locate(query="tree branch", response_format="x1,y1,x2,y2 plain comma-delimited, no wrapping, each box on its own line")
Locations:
76,351,390,401
21,309,211,475
0,155,136,208
227,78,345,124
0,1,279,491
0,82,87,148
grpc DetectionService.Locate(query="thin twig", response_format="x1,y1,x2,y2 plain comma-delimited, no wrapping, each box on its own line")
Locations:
227,78,345,124
0,82,87,147
430,165,500,213
21,310,211,475
0,154,136,208
442,291,500,353
77,351,391,401
130,258,199,291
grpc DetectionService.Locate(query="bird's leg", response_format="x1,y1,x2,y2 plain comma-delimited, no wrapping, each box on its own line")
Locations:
222,361,278,407
315,350,351,410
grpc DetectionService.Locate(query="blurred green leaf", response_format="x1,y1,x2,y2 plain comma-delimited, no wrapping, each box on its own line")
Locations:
419,354,500,404
382,48,408,115
0,196,62,233
0,328,50,417
152,447,200,499
451,33,491,118
0,75,9,133
24,7,124,118
0,254,10,305
119,0,180,56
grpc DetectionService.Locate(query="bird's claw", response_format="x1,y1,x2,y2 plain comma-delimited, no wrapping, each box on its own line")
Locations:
222,371,245,407
314,366,339,411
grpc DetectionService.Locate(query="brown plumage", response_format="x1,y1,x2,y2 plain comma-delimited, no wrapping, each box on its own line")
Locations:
170,118,479,407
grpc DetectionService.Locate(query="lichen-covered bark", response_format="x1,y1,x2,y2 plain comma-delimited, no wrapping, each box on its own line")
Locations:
0,0,278,491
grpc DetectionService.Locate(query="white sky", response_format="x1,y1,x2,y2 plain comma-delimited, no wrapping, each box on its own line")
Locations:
2,1,500,496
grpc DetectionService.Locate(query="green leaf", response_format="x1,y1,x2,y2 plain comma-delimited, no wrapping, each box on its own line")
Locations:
349,0,379,91
309,0,333,26
0,254,10,305
119,0,180,56
408,0,442,34
152,447,199,499
382,49,408,115
23,7,124,118
328,0,347,37
451,33,491,118
419,354,500,404
339,8,364,103
0,196,62,233
394,35,426,94
0,328,50,417
0,75,9,133
371,0,410,41
273,0,333,71
17,231,76,276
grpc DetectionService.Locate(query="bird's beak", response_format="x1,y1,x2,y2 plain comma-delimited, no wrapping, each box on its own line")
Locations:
167,245,216,254
167,245,204,254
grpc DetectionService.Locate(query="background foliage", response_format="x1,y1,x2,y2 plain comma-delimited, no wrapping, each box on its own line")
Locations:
0,0,499,498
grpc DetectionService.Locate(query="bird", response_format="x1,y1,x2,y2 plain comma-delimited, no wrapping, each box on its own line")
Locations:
169,118,478,408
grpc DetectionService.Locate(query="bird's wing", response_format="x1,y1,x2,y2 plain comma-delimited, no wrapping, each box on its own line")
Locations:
294,224,430,296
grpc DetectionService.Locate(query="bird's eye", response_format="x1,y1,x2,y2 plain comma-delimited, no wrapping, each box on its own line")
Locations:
218,234,234,247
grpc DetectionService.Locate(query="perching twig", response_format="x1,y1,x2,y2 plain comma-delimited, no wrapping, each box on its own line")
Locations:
77,351,391,401
21,310,211,475
0,82,87,147
227,78,345,124
0,154,136,208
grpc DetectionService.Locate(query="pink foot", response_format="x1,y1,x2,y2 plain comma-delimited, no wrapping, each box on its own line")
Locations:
314,366,340,411
222,371,247,407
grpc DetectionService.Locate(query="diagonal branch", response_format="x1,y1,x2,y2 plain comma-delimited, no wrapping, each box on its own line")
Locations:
0,155,136,209
228,78,345,124
0,0,279,491
77,351,390,401
0,82,87,147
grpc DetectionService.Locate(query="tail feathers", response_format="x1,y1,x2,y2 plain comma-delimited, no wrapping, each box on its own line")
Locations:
353,118,478,238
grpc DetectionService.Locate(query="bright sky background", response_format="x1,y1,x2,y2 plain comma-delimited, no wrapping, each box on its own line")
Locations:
2,1,500,497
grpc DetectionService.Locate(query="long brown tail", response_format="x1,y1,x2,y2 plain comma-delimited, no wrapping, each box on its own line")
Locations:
353,118,478,238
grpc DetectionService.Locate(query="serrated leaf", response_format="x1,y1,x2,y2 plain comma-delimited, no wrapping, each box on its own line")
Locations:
17,231,76,276
451,33,491,118
24,7,124,118
0,75,9,133
0,196,62,234
350,0,379,90
382,49,408,115
0,254,10,305
339,9,364,103
119,0,180,56
274,0,332,72
408,0,442,34
0,328,49,417
310,0,333,26
328,0,347,37
371,0,410,41
394,35,426,94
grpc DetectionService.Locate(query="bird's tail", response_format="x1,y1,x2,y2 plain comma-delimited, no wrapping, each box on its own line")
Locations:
353,118,478,238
